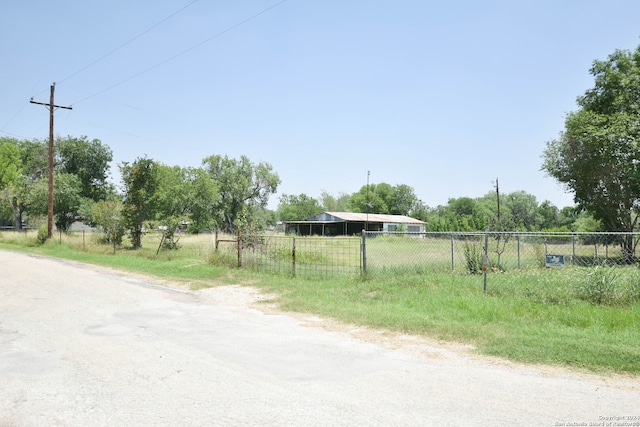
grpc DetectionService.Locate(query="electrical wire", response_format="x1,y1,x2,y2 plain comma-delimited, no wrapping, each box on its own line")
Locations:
70,0,289,106
57,0,201,86
0,102,29,134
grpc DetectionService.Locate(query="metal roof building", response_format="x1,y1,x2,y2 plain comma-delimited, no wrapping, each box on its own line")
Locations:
284,212,426,236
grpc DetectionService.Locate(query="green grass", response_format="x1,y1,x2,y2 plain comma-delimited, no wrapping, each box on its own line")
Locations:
1,230,639,375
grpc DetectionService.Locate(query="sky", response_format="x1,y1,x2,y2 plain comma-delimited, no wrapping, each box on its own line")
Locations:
2,1,640,211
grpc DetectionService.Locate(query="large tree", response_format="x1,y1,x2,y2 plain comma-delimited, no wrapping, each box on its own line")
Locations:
56,135,113,201
277,193,323,221
542,43,640,259
201,155,280,232
155,165,219,233
348,182,422,217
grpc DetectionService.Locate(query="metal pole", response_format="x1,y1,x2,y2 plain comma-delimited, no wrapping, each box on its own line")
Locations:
450,234,455,271
237,228,241,268
483,233,489,294
362,230,367,274
292,237,296,276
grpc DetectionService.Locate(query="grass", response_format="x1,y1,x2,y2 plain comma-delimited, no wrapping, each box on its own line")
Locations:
1,230,639,375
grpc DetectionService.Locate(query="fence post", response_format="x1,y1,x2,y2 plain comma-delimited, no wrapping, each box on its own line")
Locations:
361,230,367,274
572,233,576,265
292,237,296,277
215,229,219,252
237,228,242,268
517,235,521,269
483,233,489,294
450,234,455,271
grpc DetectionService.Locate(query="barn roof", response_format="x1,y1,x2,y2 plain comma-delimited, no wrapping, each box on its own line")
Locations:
305,212,425,224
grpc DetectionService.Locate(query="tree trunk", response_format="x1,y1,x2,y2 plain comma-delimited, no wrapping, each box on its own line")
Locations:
11,196,24,230
620,234,636,264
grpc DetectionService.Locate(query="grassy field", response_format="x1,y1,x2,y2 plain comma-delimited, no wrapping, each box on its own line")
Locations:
1,230,639,375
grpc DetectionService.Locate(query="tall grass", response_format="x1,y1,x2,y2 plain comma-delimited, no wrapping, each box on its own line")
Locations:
1,230,639,374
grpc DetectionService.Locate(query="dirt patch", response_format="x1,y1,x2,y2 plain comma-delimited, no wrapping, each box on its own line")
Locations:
194,285,640,386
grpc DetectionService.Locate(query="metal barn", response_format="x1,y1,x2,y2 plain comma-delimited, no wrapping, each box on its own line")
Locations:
284,212,426,236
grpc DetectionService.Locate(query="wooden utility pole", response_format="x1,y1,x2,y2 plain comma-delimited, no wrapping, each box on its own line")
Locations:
30,83,72,239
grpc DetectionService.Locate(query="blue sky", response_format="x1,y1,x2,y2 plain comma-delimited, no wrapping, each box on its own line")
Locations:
2,1,640,210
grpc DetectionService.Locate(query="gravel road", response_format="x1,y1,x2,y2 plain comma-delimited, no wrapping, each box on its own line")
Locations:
0,249,638,426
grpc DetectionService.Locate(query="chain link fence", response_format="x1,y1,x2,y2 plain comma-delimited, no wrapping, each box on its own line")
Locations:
215,231,640,277
6,227,639,278
362,231,640,276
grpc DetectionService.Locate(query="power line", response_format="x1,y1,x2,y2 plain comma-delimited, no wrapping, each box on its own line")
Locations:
70,0,289,106
57,0,201,85
0,102,29,133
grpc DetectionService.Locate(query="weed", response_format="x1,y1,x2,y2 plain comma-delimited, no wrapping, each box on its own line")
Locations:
463,241,483,274
578,264,619,305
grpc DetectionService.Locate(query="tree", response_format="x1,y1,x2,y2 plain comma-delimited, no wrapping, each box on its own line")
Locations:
155,164,220,238
120,157,160,249
24,173,84,231
502,191,540,231
319,190,351,212
0,138,44,228
537,200,561,231
349,182,422,217
277,193,323,221
0,138,22,226
0,138,21,190
348,184,388,214
201,155,280,232
177,167,220,233
56,135,113,201
389,184,421,216
542,44,640,260
90,199,126,245
18,139,48,181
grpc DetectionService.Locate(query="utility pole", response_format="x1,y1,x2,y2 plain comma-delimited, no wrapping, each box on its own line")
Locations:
30,83,72,239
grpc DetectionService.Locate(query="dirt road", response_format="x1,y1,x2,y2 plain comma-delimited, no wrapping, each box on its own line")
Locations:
0,249,638,426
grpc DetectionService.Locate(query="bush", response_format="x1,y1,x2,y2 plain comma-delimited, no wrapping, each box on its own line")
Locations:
36,224,48,245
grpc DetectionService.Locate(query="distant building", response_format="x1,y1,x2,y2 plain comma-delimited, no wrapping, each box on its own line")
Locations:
284,211,426,236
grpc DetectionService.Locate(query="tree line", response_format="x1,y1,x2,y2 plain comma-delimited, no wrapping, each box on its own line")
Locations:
0,136,280,248
0,133,618,247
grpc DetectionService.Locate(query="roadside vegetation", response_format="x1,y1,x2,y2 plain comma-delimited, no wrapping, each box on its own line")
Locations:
1,231,639,376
